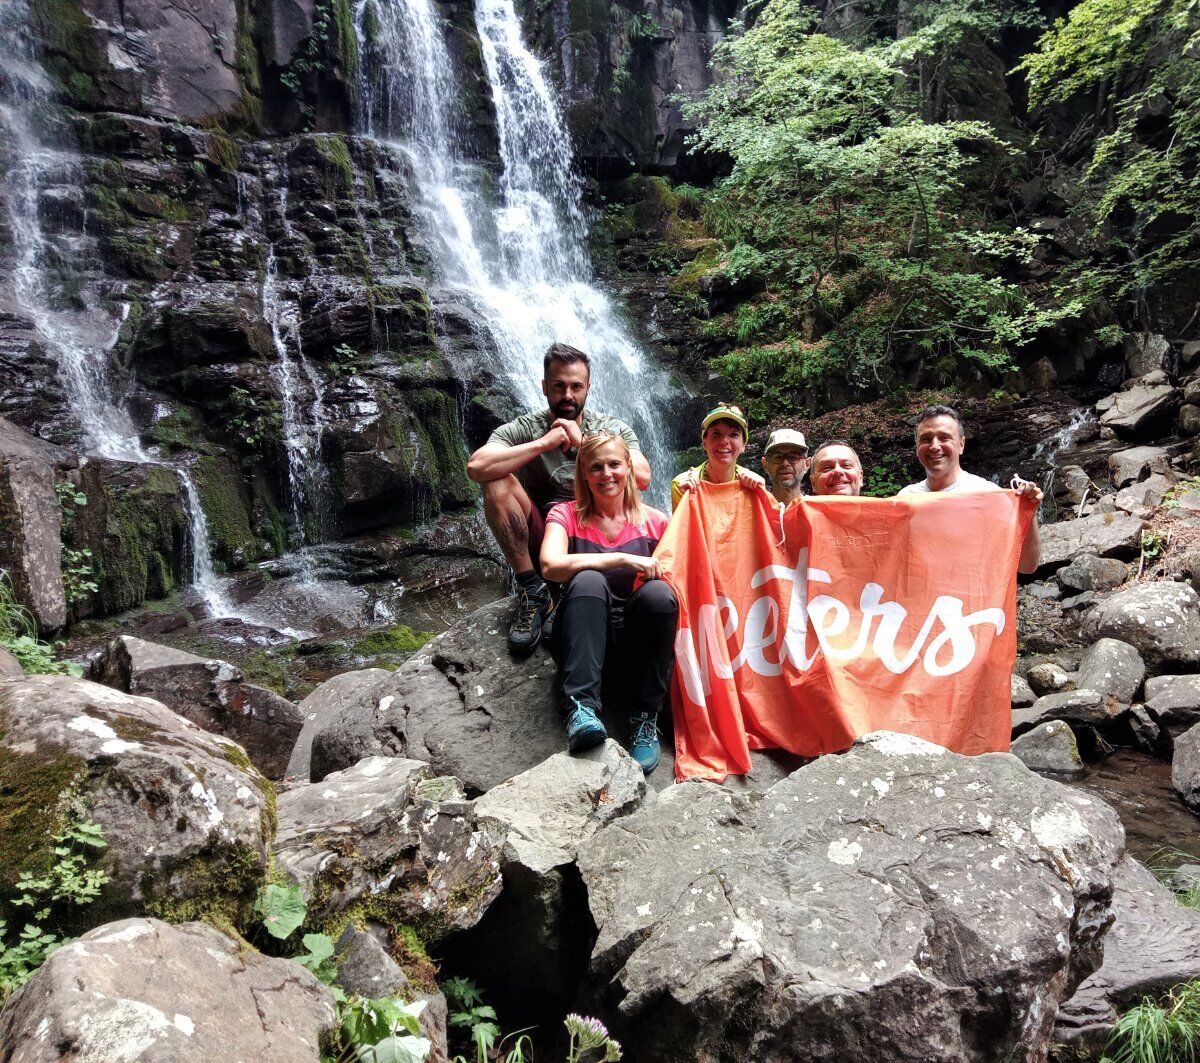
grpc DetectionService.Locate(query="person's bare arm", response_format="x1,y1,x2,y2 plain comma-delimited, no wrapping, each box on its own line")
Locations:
540,524,663,583
467,426,568,483
631,449,652,490
1013,479,1043,575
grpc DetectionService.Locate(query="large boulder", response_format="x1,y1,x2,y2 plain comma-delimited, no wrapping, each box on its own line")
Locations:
0,676,272,921
1036,513,1143,572
90,635,303,779
1123,333,1171,378
308,599,561,792
274,757,504,939
1108,445,1171,488
1077,638,1145,703
1172,721,1200,811
1057,553,1129,593
577,732,1125,1062
1054,858,1200,1046
0,918,335,1061
1010,720,1084,775
1085,581,1200,669
1144,674,1200,738
462,741,647,1016
1012,689,1121,734
285,667,394,781
0,418,69,632
1099,383,1181,438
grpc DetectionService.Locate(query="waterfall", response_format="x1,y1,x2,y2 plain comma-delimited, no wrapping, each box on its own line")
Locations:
0,2,236,618
260,176,330,565
1033,406,1097,519
354,0,676,505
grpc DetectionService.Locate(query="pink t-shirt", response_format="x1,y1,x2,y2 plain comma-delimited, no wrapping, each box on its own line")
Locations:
546,501,669,600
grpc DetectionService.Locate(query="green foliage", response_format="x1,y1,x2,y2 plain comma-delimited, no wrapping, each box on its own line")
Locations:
1103,981,1200,1063
0,572,77,676
0,782,109,1002
1020,0,1200,304
332,343,359,375
682,0,1074,408
864,453,908,497
251,885,431,1063
446,976,500,1062
1141,529,1165,561
255,882,308,939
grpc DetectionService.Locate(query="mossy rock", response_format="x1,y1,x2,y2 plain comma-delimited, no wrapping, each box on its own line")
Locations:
69,460,189,617
353,624,434,657
193,455,261,569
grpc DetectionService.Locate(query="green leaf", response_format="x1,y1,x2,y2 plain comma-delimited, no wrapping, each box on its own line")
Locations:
360,1034,432,1063
254,884,307,940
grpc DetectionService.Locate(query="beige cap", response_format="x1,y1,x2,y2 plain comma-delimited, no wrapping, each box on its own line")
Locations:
763,428,808,456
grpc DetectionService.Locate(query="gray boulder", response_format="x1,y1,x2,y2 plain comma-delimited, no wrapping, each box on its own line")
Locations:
1086,582,1200,669
1012,689,1122,734
0,918,335,1062
1027,661,1075,696
0,647,23,679
90,635,303,779
1144,674,1200,737
275,757,504,938
0,676,271,918
1108,445,1171,489
1011,720,1084,775
308,599,561,792
334,924,449,1062
1037,513,1143,571
467,741,647,1012
1124,333,1171,378
1011,672,1035,708
577,731,1125,1062
0,418,69,632
1172,721,1200,810
1115,473,1174,517
285,667,393,781
1057,553,1129,593
1099,383,1181,438
1077,639,1145,703
1179,404,1200,435
1054,858,1200,1046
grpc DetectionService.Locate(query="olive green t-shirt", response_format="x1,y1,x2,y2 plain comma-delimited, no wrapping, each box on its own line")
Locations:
488,409,642,511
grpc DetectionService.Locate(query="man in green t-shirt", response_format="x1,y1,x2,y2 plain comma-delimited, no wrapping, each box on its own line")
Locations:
467,343,650,655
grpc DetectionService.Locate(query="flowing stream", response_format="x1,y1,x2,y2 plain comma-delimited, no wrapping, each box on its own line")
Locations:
0,1,236,618
354,0,676,505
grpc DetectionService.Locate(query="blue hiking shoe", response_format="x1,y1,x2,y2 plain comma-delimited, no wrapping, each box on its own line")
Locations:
629,713,661,774
565,697,607,753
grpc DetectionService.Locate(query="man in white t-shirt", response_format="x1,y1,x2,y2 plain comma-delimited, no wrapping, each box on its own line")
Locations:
898,405,1042,573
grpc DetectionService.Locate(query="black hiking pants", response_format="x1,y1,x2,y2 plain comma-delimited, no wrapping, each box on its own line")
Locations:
551,569,678,717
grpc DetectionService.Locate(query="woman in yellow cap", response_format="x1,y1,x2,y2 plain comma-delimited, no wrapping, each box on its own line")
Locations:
671,403,768,510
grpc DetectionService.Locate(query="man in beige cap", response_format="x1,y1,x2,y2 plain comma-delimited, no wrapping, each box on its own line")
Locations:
760,428,810,506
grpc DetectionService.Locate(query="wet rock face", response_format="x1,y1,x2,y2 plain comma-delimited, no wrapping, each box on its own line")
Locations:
576,732,1125,1063
1172,721,1200,810
0,918,336,1062
530,0,741,172
0,676,272,920
275,757,505,939
89,635,303,779
0,418,69,631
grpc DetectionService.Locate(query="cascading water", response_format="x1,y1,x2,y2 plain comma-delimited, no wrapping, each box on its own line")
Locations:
0,2,236,618
1033,406,1097,519
259,175,330,565
354,0,676,504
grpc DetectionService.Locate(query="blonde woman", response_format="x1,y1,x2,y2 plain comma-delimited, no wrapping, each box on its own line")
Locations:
540,431,676,773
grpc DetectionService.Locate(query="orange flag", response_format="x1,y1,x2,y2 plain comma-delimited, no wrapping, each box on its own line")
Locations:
656,482,1037,782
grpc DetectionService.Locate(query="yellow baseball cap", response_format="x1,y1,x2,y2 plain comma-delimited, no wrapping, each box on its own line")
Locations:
700,403,749,438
